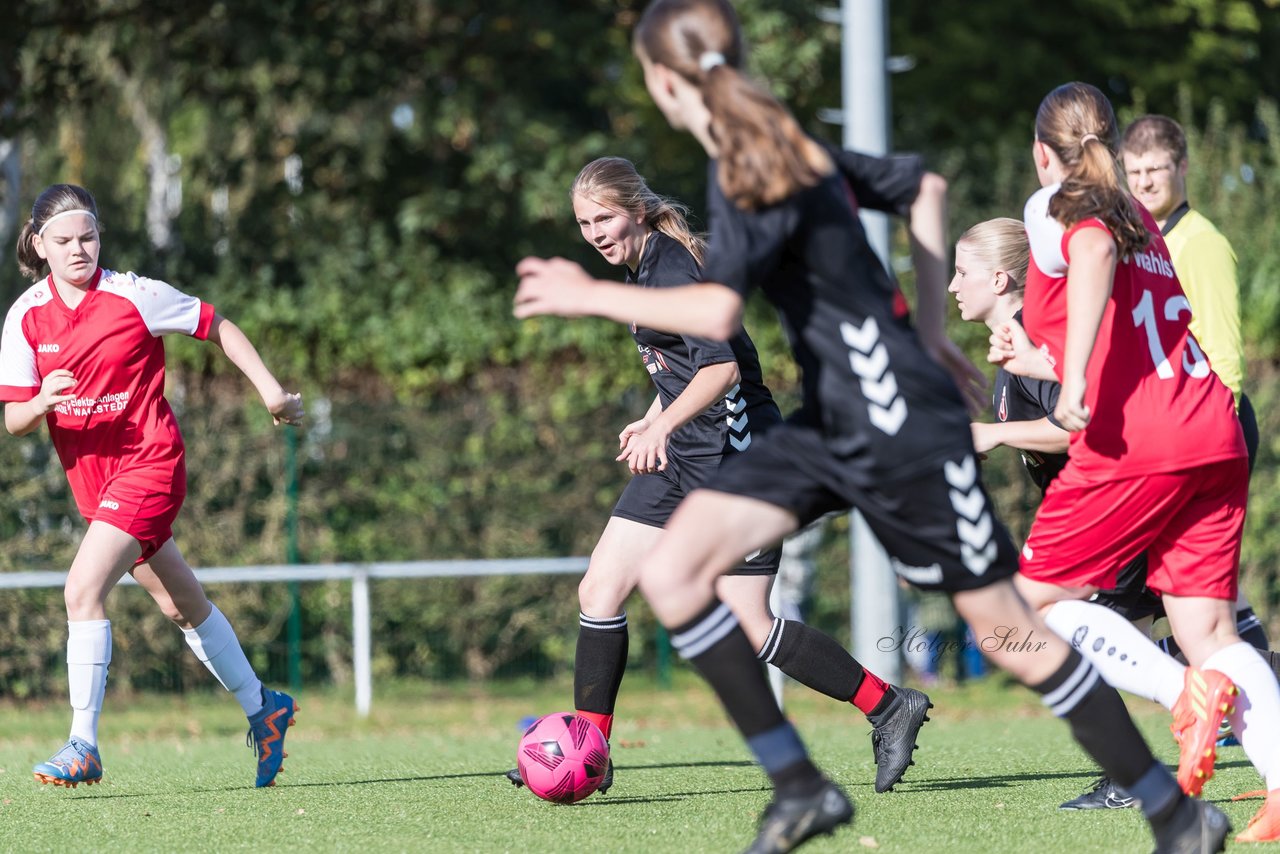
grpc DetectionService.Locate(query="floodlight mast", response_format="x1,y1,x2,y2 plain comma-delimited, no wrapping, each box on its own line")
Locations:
843,0,902,684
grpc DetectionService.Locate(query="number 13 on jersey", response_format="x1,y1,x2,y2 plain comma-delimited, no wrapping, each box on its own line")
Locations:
1131,289,1210,380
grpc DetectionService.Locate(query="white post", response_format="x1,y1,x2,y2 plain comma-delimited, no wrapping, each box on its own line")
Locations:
352,568,372,717
844,0,902,684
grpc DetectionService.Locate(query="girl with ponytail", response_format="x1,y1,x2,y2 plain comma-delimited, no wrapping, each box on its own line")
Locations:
2,184,304,791
506,157,928,800
992,82,1275,844
518,8,1203,851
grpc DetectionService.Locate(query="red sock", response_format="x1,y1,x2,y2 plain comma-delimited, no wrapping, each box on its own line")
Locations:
577,710,613,740
850,669,890,715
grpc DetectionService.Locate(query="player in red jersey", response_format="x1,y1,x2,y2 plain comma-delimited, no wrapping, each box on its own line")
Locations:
989,83,1280,843
1,184,302,789
514,4,1222,851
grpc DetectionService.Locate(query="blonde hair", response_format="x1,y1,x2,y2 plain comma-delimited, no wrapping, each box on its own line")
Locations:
572,157,706,264
957,218,1029,295
1035,82,1149,258
16,184,101,281
633,0,832,210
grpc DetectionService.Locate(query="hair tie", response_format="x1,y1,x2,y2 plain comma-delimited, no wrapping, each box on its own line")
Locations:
699,51,726,72
37,209,97,237
1080,133,1100,146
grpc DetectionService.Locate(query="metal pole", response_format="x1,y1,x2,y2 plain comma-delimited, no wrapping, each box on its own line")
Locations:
655,626,672,690
352,567,372,717
844,0,902,684
285,426,302,691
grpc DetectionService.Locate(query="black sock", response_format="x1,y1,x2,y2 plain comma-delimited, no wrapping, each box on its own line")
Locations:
672,600,819,792
574,612,628,717
1265,649,1280,682
1031,648,1165,792
1158,634,1188,665
1236,607,1270,652
758,618,863,701
1163,608,1271,662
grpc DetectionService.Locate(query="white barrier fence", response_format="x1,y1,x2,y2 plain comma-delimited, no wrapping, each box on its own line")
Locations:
0,558,589,717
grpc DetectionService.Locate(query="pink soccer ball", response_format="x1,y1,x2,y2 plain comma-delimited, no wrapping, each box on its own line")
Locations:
516,712,610,804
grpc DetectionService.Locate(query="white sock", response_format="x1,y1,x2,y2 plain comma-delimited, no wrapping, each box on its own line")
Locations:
182,604,264,717
1204,642,1280,791
1044,599,1184,709
67,620,111,747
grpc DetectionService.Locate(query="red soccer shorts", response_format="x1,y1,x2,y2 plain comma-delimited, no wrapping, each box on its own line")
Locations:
89,481,185,562
1020,457,1247,600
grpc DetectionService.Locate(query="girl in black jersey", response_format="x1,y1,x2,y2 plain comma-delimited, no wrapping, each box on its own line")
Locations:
952,218,1071,484
515,2,1206,851
507,156,931,797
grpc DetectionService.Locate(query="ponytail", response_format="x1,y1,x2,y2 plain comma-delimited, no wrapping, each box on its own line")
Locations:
634,0,832,210
16,220,43,281
700,66,833,209
1035,83,1148,258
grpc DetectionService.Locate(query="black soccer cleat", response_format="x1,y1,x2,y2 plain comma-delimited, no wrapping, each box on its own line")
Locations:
596,758,614,795
504,758,615,794
868,686,933,793
1152,796,1230,854
1059,775,1136,810
742,778,854,854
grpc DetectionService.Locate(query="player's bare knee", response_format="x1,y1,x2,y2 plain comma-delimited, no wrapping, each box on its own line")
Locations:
578,572,628,618
62,580,108,620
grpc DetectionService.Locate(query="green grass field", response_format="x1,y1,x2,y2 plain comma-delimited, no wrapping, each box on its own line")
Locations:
0,674,1266,853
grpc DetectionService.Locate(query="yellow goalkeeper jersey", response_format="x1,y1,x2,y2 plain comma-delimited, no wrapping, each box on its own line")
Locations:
1163,204,1244,403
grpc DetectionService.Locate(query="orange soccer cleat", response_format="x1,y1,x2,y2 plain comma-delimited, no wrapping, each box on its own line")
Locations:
1236,789,1280,843
1169,667,1237,797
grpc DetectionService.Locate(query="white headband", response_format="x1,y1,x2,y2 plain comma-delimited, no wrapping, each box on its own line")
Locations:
37,209,97,237
699,51,726,72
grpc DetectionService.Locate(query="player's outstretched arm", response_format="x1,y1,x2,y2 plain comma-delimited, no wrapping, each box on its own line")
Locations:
514,256,744,341
206,314,304,426
907,172,987,414
971,417,1070,456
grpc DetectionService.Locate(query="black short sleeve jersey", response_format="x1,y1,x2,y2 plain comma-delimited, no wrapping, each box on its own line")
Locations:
830,148,926,218
626,232,781,459
699,151,971,482
992,311,1068,492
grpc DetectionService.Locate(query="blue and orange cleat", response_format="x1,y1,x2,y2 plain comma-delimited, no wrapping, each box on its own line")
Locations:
247,688,297,788
33,737,103,788
1170,667,1237,797
1236,789,1280,843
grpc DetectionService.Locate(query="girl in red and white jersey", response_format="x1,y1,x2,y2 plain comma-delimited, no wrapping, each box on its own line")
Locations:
1,184,301,790
991,83,1280,842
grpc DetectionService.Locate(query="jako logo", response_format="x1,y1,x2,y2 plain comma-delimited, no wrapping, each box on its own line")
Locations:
99,500,120,511
38,343,60,353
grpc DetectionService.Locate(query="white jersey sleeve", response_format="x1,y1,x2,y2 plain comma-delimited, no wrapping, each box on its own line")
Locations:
98,270,214,338
0,284,53,398
1024,184,1068,277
